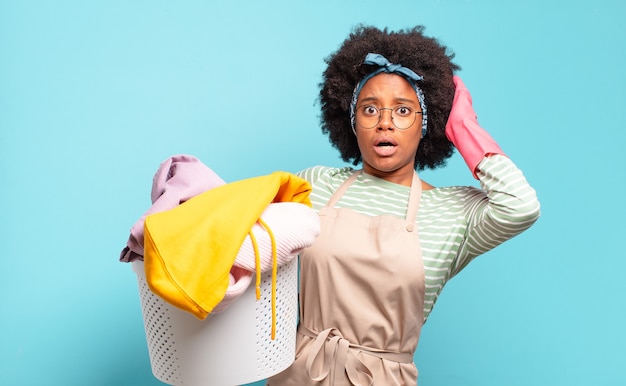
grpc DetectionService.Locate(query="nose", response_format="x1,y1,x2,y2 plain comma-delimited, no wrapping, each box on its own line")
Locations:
377,108,394,130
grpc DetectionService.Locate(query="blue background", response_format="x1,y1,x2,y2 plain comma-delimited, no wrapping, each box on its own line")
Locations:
1,1,625,385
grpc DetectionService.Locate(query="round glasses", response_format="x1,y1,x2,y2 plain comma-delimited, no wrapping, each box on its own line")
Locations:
355,104,422,130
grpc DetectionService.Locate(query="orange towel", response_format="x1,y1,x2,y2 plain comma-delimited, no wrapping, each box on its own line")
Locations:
143,171,312,319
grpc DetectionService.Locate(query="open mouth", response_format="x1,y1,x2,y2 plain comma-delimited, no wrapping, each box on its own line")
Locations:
373,140,397,156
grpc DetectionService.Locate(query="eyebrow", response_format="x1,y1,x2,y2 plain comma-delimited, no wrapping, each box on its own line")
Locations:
358,96,418,105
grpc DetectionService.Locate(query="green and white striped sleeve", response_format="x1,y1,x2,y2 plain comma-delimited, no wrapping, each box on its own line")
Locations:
452,154,541,275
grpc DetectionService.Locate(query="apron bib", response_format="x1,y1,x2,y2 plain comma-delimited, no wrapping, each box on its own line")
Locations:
268,171,425,386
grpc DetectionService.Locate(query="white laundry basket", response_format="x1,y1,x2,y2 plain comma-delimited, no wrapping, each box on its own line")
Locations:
132,258,299,386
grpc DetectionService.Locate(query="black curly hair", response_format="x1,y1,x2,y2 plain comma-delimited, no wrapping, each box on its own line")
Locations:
319,25,460,170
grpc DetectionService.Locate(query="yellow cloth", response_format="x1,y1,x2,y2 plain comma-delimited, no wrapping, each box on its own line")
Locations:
143,171,312,319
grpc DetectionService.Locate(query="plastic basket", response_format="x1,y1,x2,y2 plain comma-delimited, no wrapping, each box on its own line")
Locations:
131,258,298,386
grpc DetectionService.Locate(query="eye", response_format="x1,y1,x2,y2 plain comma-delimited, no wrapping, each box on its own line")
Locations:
361,105,379,116
395,105,414,117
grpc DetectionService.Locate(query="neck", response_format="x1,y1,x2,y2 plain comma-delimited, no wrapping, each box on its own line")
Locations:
362,166,415,187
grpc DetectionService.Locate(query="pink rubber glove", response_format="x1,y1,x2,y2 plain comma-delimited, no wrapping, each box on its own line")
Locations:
445,76,505,179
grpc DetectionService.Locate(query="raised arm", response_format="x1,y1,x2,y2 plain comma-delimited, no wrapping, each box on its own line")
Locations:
445,76,541,274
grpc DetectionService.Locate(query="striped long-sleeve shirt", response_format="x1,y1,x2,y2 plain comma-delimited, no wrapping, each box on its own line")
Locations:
296,154,540,322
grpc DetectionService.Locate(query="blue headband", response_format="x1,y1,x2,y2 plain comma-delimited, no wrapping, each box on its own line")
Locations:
349,53,428,137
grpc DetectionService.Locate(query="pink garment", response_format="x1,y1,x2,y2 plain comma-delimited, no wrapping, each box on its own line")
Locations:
120,154,226,263
213,202,320,313
235,202,319,272
121,154,320,313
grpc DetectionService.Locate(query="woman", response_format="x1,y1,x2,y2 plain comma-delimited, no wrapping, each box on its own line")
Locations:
268,25,540,385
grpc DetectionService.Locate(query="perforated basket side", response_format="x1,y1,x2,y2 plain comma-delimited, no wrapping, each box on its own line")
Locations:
254,258,299,378
136,274,184,384
133,258,298,386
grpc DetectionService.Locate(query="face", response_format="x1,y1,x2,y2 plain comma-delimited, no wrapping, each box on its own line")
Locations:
354,73,422,186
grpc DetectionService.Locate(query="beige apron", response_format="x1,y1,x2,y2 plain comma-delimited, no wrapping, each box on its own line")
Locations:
268,171,425,386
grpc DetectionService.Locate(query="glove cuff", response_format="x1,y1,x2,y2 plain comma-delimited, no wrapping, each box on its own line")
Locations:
448,119,505,179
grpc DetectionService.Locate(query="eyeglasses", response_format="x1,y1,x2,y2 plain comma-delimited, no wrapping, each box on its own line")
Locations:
355,104,423,130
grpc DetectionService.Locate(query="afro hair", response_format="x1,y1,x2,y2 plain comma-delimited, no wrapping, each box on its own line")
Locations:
319,25,460,170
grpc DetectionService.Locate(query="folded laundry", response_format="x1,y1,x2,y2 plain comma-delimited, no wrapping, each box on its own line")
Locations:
143,170,315,320
121,154,320,333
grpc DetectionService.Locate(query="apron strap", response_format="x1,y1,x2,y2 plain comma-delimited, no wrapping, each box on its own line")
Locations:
325,170,362,208
405,171,422,227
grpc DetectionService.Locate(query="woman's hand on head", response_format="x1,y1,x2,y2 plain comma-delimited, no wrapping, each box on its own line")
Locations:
444,76,505,179
444,76,476,145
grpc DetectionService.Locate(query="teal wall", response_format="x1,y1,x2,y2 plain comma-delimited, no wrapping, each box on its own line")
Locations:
1,1,625,385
